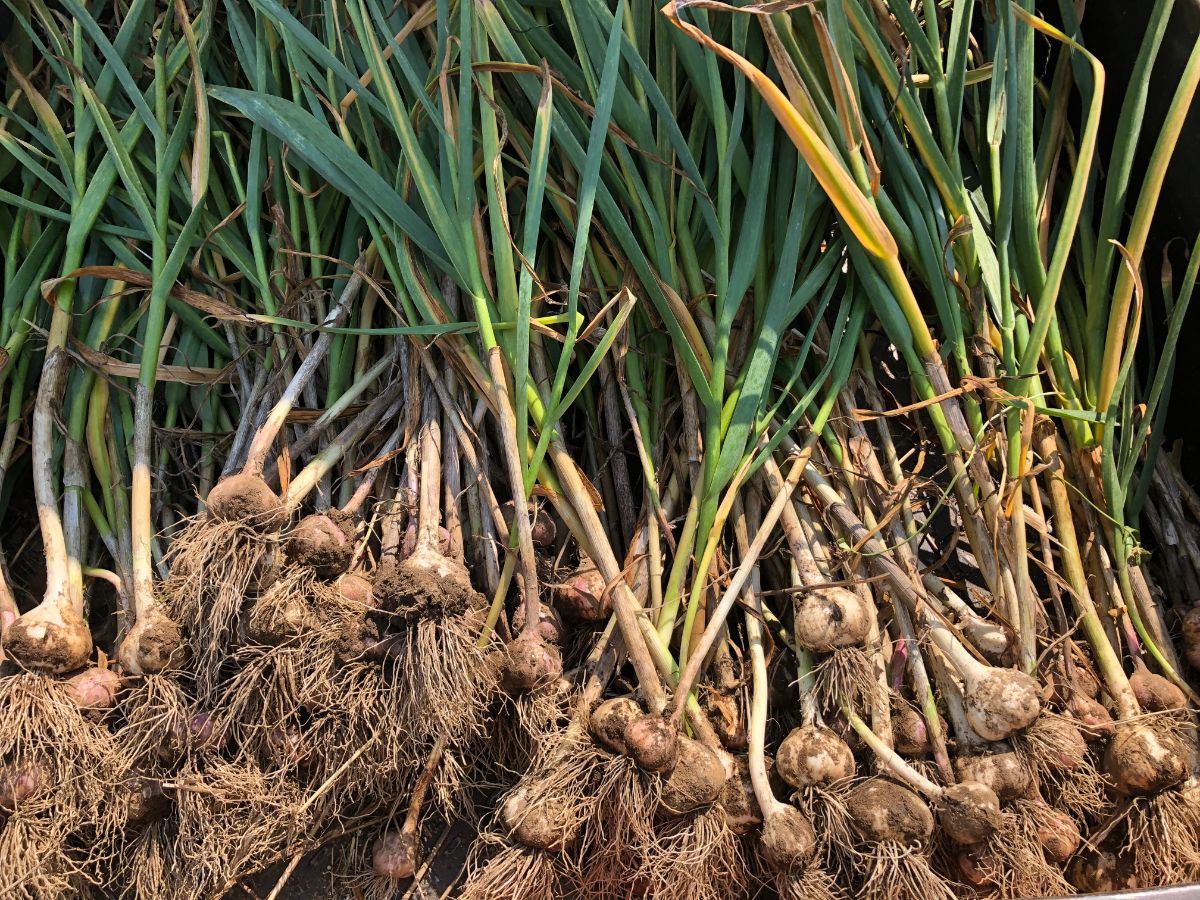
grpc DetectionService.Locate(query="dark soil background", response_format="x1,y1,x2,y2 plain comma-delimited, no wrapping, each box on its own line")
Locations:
238,825,474,899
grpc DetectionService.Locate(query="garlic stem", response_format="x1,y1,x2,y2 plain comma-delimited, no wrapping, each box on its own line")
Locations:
743,497,786,820
669,449,808,722
244,263,364,477
845,708,943,799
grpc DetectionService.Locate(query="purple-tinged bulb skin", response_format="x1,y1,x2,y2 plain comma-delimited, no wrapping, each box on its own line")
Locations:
64,667,122,710
1129,658,1187,712
372,830,418,880
623,715,678,774
500,635,563,694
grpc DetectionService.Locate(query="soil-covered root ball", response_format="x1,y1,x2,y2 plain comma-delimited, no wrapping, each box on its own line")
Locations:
793,587,870,651
846,780,935,846
953,745,1032,802
244,579,317,646
590,697,642,755
1129,659,1187,712
623,714,679,774
937,782,1001,846
372,829,418,880
502,786,579,852
285,513,355,579
458,836,572,900
775,725,855,788
500,634,563,694
963,667,1041,741
2,602,92,674
372,555,482,622
329,574,377,661
760,805,817,872
1017,714,1089,773
1104,723,1187,795
205,472,282,523
333,614,380,664
64,666,122,711
659,737,728,815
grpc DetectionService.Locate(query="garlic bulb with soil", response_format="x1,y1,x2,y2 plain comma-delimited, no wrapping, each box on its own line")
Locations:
372,830,418,880
1104,723,1188,795
892,701,934,757
953,745,1032,802
64,666,122,710
783,495,871,651
760,804,817,871
204,472,284,523
589,696,642,755
373,415,483,620
511,601,565,644
846,780,935,845
623,714,679,774
926,613,1040,741
501,500,557,549
500,632,563,694
774,724,855,788
5,351,93,675
848,711,1001,846
118,603,185,675
659,736,728,815
3,601,93,675
718,757,764,835
285,512,356,579
502,785,580,852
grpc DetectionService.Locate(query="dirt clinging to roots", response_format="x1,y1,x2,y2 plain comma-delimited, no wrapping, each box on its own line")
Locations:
373,564,482,622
